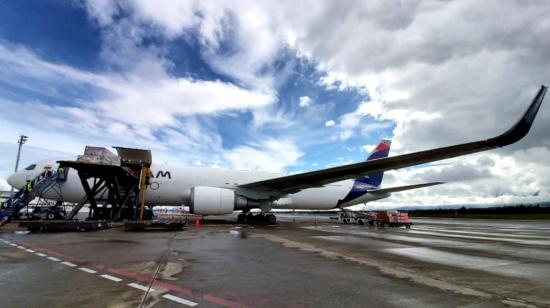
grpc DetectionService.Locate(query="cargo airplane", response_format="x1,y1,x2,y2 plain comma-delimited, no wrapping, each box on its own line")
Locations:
6,86,548,224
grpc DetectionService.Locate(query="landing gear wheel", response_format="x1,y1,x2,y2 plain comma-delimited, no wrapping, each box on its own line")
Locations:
246,213,255,223
237,213,246,224
266,214,276,225
46,212,56,220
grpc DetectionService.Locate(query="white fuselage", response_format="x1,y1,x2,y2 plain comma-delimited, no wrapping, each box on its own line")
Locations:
7,160,388,211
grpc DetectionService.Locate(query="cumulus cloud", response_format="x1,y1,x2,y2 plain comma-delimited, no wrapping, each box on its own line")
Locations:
222,139,303,173
299,96,311,107
0,41,275,156
325,120,335,127
287,1,550,154
268,0,550,206
78,0,550,152
82,0,290,90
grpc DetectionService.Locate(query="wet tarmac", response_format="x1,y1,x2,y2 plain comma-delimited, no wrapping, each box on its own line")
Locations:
1,216,550,307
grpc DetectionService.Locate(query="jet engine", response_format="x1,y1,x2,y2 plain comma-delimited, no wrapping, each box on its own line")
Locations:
190,186,260,215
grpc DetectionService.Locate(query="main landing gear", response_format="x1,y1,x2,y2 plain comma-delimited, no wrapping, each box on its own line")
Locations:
237,212,277,225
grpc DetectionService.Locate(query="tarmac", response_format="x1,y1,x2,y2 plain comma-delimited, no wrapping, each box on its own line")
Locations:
1,215,550,307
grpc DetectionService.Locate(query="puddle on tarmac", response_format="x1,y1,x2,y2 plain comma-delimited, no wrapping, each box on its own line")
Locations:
384,246,517,270
229,229,249,238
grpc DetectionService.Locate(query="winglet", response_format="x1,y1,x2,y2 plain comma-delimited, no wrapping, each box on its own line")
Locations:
488,85,547,147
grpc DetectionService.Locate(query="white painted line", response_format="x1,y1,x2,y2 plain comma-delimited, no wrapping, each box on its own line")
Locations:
26,249,35,253
61,261,77,267
9,243,17,246
162,294,198,307
36,252,47,257
128,283,155,292
17,246,26,249
47,256,61,261
78,267,97,274
100,274,123,282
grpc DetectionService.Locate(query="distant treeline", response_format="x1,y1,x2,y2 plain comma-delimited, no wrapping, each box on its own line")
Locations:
407,204,550,219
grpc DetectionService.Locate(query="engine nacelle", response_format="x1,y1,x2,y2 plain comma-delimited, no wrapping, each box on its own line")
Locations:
190,186,264,215
190,186,236,215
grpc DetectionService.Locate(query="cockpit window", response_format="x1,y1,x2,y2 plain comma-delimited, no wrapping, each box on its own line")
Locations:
24,164,37,170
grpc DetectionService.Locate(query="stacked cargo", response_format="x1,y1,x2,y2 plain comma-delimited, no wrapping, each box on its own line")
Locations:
371,211,411,228
76,146,121,165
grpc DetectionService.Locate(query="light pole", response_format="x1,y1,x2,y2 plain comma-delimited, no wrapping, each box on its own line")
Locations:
14,135,28,173
10,135,28,195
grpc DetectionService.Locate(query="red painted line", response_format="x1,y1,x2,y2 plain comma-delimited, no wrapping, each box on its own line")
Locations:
106,267,249,308
11,240,250,308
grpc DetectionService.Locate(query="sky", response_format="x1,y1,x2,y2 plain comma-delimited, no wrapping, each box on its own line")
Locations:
0,0,549,208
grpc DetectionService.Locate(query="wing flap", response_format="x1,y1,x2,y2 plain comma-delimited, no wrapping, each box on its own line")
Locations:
240,86,547,195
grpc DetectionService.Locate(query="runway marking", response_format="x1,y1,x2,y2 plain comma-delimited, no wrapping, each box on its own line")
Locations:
25,249,35,253
100,274,123,282
7,242,243,307
17,246,26,249
61,261,77,267
162,294,198,307
128,282,155,292
79,267,97,274
9,243,17,246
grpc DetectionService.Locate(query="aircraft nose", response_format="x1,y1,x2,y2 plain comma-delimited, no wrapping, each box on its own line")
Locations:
6,173,19,188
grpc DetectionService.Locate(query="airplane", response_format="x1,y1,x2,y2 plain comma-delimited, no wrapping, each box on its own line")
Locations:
5,86,548,224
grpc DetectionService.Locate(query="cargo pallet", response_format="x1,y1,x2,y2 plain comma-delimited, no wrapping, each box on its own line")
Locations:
19,220,109,232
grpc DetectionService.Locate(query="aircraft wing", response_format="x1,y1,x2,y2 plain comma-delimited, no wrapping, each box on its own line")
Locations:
239,86,547,196
367,182,444,195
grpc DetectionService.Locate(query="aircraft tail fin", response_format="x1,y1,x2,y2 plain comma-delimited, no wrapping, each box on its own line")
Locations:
356,139,391,188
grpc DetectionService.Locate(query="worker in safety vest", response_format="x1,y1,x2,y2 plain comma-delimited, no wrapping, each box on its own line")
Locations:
58,167,65,180
25,180,33,193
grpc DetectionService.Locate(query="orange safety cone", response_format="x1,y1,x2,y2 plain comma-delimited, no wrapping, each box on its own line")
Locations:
194,215,200,227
